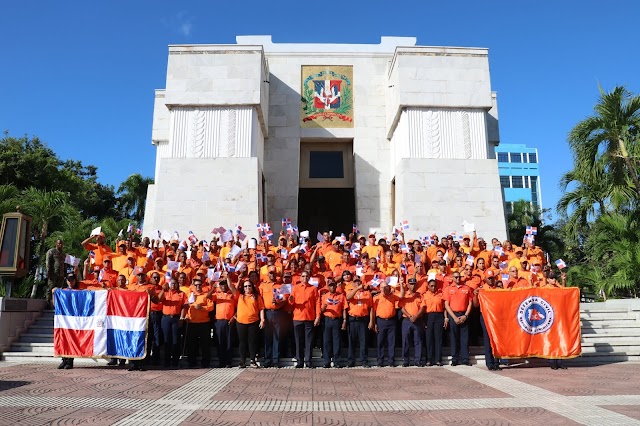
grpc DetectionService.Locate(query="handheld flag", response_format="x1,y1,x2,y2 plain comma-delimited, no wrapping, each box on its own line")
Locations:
90,226,101,237
127,223,133,234
188,231,198,244
202,251,210,262
401,220,410,230
352,224,359,234
555,259,567,270
526,226,538,235
117,229,124,238
281,218,291,228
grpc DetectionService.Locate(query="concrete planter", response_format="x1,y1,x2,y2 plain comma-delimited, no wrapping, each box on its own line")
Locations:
0,297,47,353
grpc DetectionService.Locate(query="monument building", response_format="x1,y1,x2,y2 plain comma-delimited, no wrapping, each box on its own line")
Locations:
143,36,507,241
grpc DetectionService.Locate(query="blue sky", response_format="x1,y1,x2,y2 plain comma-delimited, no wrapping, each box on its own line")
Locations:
1,1,638,220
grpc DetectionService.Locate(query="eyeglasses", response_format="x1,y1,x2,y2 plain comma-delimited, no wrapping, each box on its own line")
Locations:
301,275,309,278
243,285,253,288
453,276,460,279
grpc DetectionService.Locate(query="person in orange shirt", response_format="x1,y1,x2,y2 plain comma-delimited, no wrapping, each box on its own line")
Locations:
443,273,473,366
177,252,196,284
99,257,119,288
345,278,374,368
185,278,214,368
524,239,545,267
321,279,348,368
81,232,113,268
472,271,501,370
333,251,356,280
111,241,130,273
158,276,188,368
423,278,447,366
318,231,333,256
372,282,404,367
259,269,288,368
399,278,424,367
231,280,265,368
472,237,492,268
211,280,237,368
127,271,163,366
381,250,399,276
289,272,321,368
362,233,384,260
505,266,529,289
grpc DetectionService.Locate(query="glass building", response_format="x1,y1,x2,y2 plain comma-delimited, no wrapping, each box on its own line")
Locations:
495,143,542,214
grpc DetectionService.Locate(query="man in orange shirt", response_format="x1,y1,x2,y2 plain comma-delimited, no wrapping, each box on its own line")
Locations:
399,278,424,367
99,257,119,288
260,269,287,368
443,273,473,366
111,241,130,273
81,232,113,268
346,278,374,368
211,280,237,368
186,278,214,368
373,282,404,367
423,279,447,366
362,233,384,260
158,276,188,368
321,279,347,368
289,272,321,368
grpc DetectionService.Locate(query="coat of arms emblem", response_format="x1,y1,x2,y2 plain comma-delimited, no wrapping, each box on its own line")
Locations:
301,66,353,128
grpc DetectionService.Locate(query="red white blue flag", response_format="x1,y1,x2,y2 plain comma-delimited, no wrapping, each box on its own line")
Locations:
313,80,341,109
54,290,149,359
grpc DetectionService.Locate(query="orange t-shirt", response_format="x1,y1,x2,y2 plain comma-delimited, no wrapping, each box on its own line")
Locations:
399,292,423,317
373,293,399,319
346,287,373,317
82,242,113,267
422,291,445,313
236,293,264,324
321,292,347,319
212,291,237,320
442,284,472,312
161,290,187,316
186,293,213,323
290,284,321,321
362,245,384,260
259,281,284,310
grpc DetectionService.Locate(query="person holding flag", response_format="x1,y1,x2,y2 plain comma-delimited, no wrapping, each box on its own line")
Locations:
399,277,425,367
372,281,404,367
81,231,113,268
345,277,374,368
259,267,287,368
472,272,501,370
229,278,265,368
289,271,321,368
185,278,214,368
158,276,188,368
210,279,237,368
320,277,348,368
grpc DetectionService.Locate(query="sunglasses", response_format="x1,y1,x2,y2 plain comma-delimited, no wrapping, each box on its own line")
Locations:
243,285,253,288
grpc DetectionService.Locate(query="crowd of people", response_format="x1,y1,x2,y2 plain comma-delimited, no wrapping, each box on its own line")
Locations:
50,228,567,371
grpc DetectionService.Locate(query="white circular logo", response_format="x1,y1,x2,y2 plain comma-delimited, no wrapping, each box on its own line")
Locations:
517,296,554,334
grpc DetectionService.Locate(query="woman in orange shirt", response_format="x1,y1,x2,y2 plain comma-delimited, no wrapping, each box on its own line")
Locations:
231,280,265,368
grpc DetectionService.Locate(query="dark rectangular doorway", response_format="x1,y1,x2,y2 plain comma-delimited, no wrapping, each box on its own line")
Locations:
298,188,355,242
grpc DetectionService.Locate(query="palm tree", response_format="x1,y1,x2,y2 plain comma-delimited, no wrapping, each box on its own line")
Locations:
568,85,640,197
117,174,154,223
0,184,19,215
19,188,74,297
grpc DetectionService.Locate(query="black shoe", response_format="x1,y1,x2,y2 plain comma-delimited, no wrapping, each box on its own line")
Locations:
295,363,303,368
436,362,443,367
463,361,472,366
559,365,568,370
551,365,559,370
347,363,355,368
323,364,331,368
427,362,434,367
250,361,259,368
57,360,67,369
262,363,272,369
306,364,315,369
107,359,118,366
239,363,246,369
138,365,146,372
119,359,127,366
333,364,342,369
402,363,409,367
377,363,384,368
128,365,138,371
362,364,371,368
451,361,458,366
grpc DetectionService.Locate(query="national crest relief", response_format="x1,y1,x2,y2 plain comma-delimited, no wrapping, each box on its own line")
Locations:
301,65,354,128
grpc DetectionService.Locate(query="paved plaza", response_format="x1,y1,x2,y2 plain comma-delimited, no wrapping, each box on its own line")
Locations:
1,361,640,425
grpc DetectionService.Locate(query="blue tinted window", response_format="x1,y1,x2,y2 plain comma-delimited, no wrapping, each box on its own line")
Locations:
309,151,344,178
497,152,509,162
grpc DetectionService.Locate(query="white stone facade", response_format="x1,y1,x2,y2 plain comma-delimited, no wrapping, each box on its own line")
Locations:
143,36,507,242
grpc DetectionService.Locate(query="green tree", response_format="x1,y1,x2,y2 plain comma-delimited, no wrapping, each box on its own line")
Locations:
117,174,153,223
568,85,640,196
19,188,75,297
0,184,19,216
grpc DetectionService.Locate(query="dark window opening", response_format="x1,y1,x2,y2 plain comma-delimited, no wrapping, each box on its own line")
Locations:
512,176,523,188
497,152,509,163
309,151,344,178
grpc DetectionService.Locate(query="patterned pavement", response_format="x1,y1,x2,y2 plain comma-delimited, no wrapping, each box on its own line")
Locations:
1,361,640,425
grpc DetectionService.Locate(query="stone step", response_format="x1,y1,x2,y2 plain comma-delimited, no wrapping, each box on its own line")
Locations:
580,311,638,320
17,334,54,343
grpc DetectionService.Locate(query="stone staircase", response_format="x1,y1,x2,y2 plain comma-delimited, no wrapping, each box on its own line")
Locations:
3,302,640,366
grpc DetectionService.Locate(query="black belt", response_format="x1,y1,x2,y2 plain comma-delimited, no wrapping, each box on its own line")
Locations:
165,314,181,318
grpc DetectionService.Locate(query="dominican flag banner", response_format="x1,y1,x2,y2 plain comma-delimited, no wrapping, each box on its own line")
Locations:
54,290,149,360
478,287,581,359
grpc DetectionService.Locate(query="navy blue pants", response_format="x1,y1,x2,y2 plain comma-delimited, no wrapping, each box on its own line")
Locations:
425,312,444,364
263,309,284,367
214,318,234,367
148,311,163,364
480,312,496,368
348,316,369,366
187,322,211,368
448,312,469,363
161,315,180,365
293,320,314,365
323,317,343,366
376,317,396,365
402,317,423,365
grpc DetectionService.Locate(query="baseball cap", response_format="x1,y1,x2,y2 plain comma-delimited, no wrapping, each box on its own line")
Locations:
463,234,471,240
484,270,495,278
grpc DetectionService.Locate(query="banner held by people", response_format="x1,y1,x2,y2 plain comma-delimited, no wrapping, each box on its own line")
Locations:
478,287,581,359
54,289,150,360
